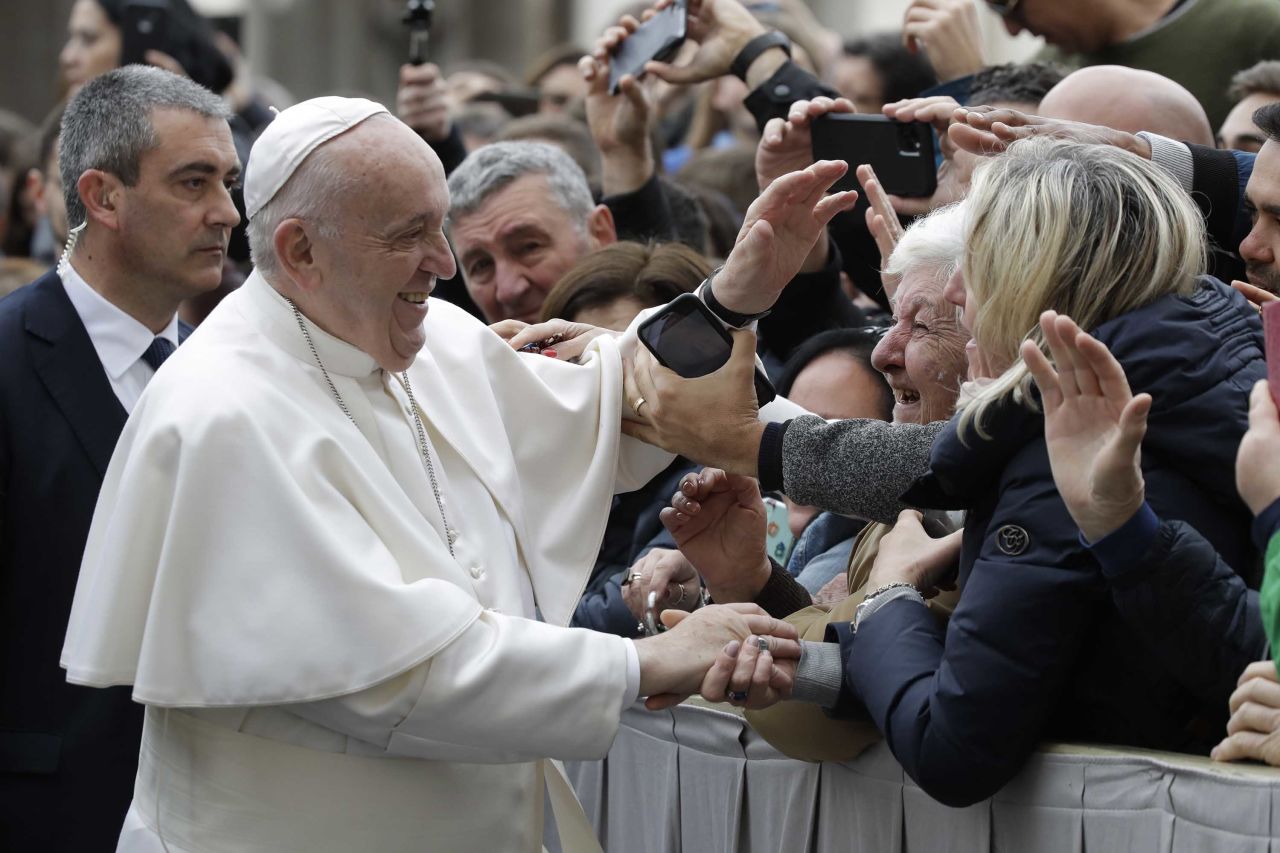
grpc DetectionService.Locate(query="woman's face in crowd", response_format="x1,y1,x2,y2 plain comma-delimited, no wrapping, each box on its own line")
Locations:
871,271,969,424
61,0,121,94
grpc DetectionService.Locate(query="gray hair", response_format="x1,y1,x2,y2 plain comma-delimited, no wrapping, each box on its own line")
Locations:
245,114,396,278
446,141,594,233
884,201,966,292
60,65,230,230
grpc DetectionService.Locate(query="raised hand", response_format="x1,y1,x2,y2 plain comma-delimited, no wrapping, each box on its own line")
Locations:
1236,381,1280,515
616,0,771,88
1021,310,1150,543
714,160,860,316
901,0,986,83
1211,660,1280,766
948,106,1153,160
581,31,655,196
661,468,772,603
879,96,971,218
756,97,858,192
865,510,962,598
856,163,906,300
635,602,800,709
397,63,453,143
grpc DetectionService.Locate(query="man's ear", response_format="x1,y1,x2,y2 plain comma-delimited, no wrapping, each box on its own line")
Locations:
273,218,323,292
24,168,46,217
77,169,123,231
587,203,617,249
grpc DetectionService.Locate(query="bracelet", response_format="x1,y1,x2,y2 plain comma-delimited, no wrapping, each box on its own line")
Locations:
852,582,924,633
730,31,792,82
699,269,771,328
862,581,918,603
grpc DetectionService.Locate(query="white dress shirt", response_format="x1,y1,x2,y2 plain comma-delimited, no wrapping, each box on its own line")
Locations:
58,259,180,413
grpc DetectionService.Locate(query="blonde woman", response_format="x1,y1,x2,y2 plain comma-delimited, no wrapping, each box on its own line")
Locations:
702,138,1267,807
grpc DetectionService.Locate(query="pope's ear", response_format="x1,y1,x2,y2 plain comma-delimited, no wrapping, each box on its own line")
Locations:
77,169,123,231
273,218,321,291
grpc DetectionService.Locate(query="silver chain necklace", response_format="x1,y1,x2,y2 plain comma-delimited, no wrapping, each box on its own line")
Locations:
286,298,457,557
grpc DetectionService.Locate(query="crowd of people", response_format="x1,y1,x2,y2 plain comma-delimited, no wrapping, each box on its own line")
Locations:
5,0,1280,848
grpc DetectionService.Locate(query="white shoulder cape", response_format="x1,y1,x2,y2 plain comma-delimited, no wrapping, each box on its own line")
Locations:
61,273,671,707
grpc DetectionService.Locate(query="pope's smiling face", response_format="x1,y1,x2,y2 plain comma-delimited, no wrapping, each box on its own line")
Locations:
306,117,457,373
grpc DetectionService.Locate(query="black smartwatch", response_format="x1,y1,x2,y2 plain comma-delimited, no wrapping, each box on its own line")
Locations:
700,267,771,328
730,31,792,82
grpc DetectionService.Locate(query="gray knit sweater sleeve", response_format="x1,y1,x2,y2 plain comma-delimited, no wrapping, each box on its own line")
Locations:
781,416,946,524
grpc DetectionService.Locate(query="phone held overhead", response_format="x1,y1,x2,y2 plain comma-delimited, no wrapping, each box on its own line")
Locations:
608,0,688,94
811,114,937,198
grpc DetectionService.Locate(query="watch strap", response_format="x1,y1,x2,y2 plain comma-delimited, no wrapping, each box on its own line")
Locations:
730,31,792,82
700,268,771,328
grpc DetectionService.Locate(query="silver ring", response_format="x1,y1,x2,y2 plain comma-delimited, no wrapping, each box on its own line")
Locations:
670,582,687,605
756,637,769,653
727,691,748,703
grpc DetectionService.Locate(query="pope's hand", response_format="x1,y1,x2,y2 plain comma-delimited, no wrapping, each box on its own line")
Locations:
635,603,799,710
1237,381,1280,516
1021,310,1150,543
661,468,771,603
1211,661,1280,766
622,327,765,475
502,319,611,362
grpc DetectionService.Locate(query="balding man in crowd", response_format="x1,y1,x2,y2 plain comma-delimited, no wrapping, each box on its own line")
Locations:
1039,65,1215,147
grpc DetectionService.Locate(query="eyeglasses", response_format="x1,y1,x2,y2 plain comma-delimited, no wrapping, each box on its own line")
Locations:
986,0,1024,17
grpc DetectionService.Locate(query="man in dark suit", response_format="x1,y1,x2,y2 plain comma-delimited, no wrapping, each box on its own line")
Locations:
0,65,240,850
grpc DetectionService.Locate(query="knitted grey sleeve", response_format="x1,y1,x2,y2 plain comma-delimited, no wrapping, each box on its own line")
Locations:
780,416,946,524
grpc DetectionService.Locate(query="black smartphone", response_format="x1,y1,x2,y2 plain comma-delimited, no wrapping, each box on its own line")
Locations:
811,114,937,197
608,0,688,95
637,293,777,407
120,0,171,68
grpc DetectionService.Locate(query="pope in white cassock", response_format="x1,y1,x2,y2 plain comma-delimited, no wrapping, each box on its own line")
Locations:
60,95,856,851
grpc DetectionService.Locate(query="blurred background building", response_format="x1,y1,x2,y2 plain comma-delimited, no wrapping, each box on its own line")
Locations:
3,0,1041,125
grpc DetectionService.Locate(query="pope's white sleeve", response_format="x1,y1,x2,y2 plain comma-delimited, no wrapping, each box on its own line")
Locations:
286,611,632,764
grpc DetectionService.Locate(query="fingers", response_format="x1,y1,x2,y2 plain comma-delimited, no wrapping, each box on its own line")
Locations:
1233,279,1279,308
489,319,528,342
1238,659,1280,687
1210,730,1269,763
699,640,740,702
813,190,860,225
1022,338,1062,412
1248,380,1280,433
1229,665,1280,713
1226,700,1280,737
1076,329,1134,402
856,165,904,243
741,613,800,644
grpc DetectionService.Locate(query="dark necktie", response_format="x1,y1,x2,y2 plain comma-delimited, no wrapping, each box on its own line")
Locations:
141,337,176,372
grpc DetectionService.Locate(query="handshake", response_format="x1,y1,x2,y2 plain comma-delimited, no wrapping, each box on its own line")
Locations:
632,602,800,711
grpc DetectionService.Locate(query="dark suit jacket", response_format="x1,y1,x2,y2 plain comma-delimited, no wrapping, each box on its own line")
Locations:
0,270,144,850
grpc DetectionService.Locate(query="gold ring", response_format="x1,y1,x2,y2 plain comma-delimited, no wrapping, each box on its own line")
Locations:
633,397,647,416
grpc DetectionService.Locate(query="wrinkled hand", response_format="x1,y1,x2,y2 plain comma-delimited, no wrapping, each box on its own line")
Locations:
856,163,906,300
635,602,800,709
866,510,963,598
1237,381,1280,515
714,160,859,315
700,636,796,709
1021,311,1150,542
661,468,772,602
621,548,701,622
902,0,985,83
397,63,453,142
948,106,1153,160
583,28,656,195
619,0,768,87
623,327,765,475
1211,661,1280,765
501,318,611,362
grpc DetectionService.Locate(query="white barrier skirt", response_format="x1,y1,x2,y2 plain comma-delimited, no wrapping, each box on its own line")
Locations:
549,701,1280,852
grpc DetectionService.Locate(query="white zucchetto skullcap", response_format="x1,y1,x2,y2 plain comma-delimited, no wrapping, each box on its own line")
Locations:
244,96,390,220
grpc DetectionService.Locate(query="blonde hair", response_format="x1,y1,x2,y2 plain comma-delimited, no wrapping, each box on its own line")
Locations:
957,138,1206,439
